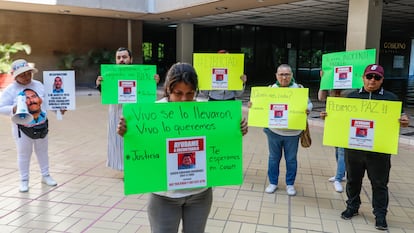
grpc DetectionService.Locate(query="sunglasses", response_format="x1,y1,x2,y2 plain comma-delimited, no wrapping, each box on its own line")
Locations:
365,74,383,81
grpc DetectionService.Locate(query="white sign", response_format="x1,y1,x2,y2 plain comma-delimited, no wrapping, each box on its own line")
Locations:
268,103,289,128
166,137,207,190
43,70,76,111
211,68,229,89
348,119,375,150
118,80,137,103
333,66,353,89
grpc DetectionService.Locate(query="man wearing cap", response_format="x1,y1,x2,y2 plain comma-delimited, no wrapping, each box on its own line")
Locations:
322,64,409,230
0,59,58,192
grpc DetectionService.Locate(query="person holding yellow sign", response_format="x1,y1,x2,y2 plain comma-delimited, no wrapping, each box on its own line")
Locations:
117,62,248,233
262,64,313,196
320,64,409,231
206,50,247,101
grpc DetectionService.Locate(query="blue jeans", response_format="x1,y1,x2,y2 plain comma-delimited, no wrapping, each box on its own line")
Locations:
335,147,346,181
263,128,300,186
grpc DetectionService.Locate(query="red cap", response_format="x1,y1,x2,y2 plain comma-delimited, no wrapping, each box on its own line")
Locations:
363,64,384,77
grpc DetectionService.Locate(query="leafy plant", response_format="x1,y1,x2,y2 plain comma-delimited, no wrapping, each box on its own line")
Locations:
0,42,31,73
57,48,115,70
87,49,115,65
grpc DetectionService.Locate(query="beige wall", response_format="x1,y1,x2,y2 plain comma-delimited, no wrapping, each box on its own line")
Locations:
0,10,143,86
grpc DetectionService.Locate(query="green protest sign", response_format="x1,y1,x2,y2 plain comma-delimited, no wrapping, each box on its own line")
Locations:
123,101,243,195
320,49,376,90
101,64,157,104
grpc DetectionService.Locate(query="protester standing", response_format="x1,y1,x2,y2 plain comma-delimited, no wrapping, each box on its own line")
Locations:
318,86,347,193
261,64,313,196
96,47,159,172
117,62,248,233
205,50,247,101
320,64,410,230
0,59,59,192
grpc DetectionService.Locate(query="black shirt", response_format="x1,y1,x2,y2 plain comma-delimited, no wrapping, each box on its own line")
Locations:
347,87,398,101
347,86,403,113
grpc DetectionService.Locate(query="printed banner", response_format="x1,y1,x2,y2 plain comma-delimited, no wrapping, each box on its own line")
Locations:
101,64,157,104
323,97,402,154
320,49,376,90
193,53,244,90
248,87,309,129
123,101,243,195
43,70,76,110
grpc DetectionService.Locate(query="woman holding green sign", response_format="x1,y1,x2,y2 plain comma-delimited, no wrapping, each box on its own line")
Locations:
117,62,248,233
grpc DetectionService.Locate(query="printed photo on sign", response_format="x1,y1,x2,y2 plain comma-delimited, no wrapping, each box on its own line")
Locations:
268,103,289,128
333,66,353,89
178,152,196,170
348,119,375,150
118,80,137,103
166,137,207,190
43,70,76,110
211,68,229,89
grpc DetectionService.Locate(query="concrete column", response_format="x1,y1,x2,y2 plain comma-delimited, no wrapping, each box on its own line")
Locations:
346,0,382,61
127,19,132,51
130,20,143,64
176,23,194,64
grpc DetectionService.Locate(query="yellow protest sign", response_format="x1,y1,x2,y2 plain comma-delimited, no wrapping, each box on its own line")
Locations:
323,97,402,154
248,87,309,129
193,53,244,90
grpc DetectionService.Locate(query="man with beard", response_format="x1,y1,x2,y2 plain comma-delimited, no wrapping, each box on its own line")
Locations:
95,47,160,174
0,59,59,192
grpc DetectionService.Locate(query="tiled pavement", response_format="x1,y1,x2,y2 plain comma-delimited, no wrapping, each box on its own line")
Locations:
0,88,413,233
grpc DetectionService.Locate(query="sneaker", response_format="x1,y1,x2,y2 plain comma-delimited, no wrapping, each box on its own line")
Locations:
333,181,343,193
265,184,278,193
328,176,346,182
19,180,29,192
341,208,358,220
375,217,388,231
286,185,296,196
42,175,57,186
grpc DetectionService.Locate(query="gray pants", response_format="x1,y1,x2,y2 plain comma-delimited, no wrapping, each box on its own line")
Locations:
148,188,213,233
